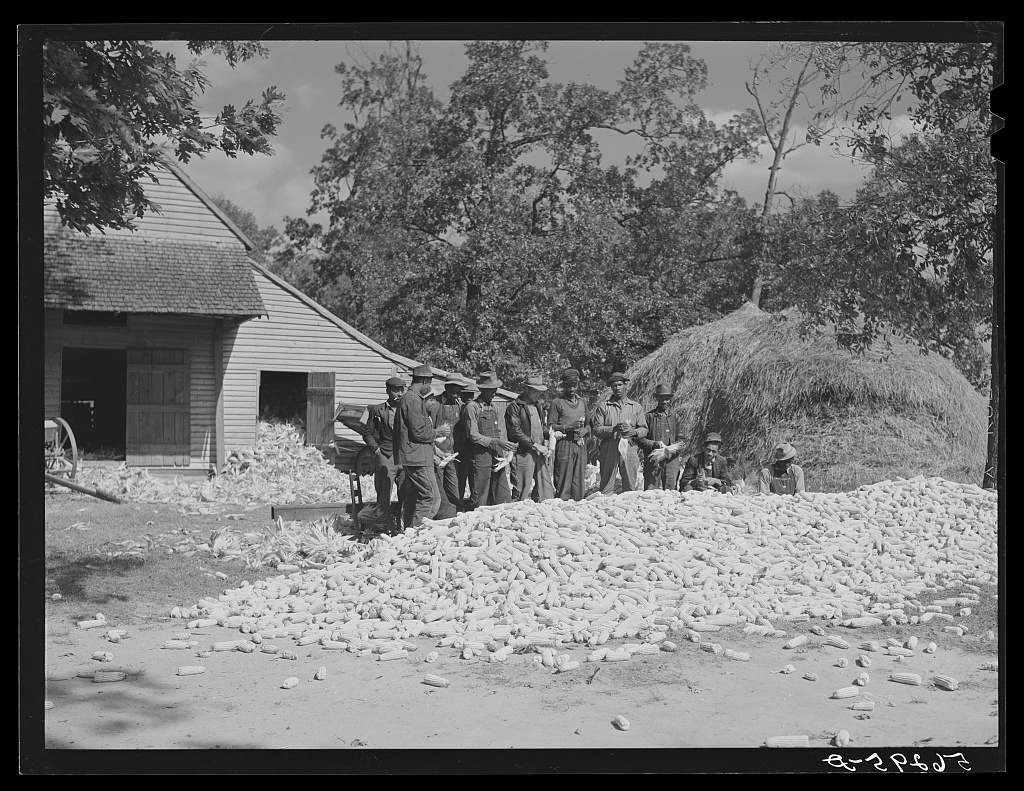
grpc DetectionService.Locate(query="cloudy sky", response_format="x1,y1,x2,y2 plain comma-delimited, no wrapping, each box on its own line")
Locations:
161,35,882,233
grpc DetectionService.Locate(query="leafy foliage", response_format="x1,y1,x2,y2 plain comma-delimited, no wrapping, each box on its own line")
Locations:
285,40,763,392
43,39,285,234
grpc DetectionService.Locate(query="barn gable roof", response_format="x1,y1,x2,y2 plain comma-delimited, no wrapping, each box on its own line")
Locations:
44,230,267,317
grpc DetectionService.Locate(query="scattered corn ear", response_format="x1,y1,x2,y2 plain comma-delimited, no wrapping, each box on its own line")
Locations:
933,674,958,691
176,666,205,676
830,686,860,699
765,735,809,748
784,635,808,649
833,729,851,747
314,666,327,681
93,671,127,683
849,700,875,711
422,674,451,688
835,658,849,668
854,673,870,686
281,677,300,689
889,672,923,686
825,636,850,649
803,672,817,681
611,715,630,731
91,652,113,663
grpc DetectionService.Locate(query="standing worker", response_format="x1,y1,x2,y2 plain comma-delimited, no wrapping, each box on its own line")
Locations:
547,368,590,500
453,379,479,510
430,373,466,518
590,372,648,495
463,371,516,509
758,442,806,495
362,376,407,531
505,375,553,502
679,432,734,493
393,364,447,528
636,383,687,490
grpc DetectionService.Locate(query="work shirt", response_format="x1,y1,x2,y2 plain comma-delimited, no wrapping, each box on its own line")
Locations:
758,464,806,495
591,397,648,444
506,396,546,452
393,389,437,467
464,399,508,450
636,409,685,460
432,395,462,455
362,401,399,457
547,396,589,444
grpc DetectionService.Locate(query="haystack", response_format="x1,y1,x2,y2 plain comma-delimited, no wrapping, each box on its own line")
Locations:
626,303,987,492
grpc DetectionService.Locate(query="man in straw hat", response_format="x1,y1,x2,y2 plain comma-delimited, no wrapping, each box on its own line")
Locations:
636,383,687,490
680,431,734,493
429,372,468,519
393,364,448,528
591,372,648,495
547,368,590,500
462,371,516,509
505,374,554,502
758,442,805,495
362,375,407,531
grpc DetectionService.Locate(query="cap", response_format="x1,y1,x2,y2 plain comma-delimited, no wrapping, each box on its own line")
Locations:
385,376,407,389
523,375,547,392
561,368,581,383
703,432,723,446
606,372,629,384
654,384,673,396
410,364,433,378
773,442,797,461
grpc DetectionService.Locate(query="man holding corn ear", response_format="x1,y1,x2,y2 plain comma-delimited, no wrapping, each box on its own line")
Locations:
547,368,590,500
591,372,648,495
505,374,554,502
428,372,467,518
393,364,447,528
463,371,515,509
636,383,687,490
679,432,734,494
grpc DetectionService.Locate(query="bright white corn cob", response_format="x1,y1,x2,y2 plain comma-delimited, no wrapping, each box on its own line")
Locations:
44,701,55,710
933,674,958,691
781,664,796,675
833,729,851,747
889,672,923,686
854,673,870,686
93,671,127,683
261,644,279,654
825,636,850,649
783,635,808,649
724,649,750,662
905,636,919,650
491,646,514,662
422,674,451,688
556,659,580,673
77,618,106,630
187,619,218,629
176,666,205,676
314,666,327,681
942,626,965,636
765,735,809,748
835,658,849,668
830,686,860,699
611,715,630,731
633,644,660,656
161,640,196,650
296,634,320,646
424,651,439,663
856,654,872,668
809,624,825,636
281,677,300,689
212,640,248,652
235,641,255,653
660,641,677,652
91,651,113,662
884,638,902,648
377,650,409,661
700,643,723,655
803,672,817,681
859,641,880,652
842,617,884,628
603,650,632,662
886,646,914,657
923,642,937,654
279,649,298,660
849,700,875,711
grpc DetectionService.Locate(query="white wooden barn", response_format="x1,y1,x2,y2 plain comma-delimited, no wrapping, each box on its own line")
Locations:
43,159,511,475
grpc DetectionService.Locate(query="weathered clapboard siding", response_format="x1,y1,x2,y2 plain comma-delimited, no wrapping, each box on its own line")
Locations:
43,308,219,467
44,163,248,249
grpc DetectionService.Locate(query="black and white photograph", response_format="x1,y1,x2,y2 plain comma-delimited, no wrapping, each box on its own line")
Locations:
20,22,1004,773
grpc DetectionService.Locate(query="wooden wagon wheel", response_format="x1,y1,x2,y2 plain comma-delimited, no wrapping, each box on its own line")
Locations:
45,417,79,481
354,446,378,477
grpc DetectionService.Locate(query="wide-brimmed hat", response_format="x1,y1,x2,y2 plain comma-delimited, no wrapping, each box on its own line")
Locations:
523,375,547,392
703,432,723,446
561,368,581,383
410,364,433,378
606,372,629,384
385,376,406,389
773,442,797,461
654,384,673,397
444,372,466,386
477,372,503,389
462,381,480,395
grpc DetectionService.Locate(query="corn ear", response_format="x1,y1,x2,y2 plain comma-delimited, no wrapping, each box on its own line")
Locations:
422,674,451,688
176,666,205,676
91,651,114,663
825,635,850,649
835,657,849,668
803,672,818,681
765,735,809,748
724,649,750,662
830,686,860,699
886,646,915,657
849,700,875,711
980,661,998,671
781,664,796,675
93,671,127,683
377,649,409,661
784,635,808,649
611,715,630,731
889,672,923,686
44,701,55,710
854,673,870,686
859,641,880,652
923,642,938,654
281,677,300,689
933,674,959,691
833,729,851,747
314,666,327,681
856,654,872,668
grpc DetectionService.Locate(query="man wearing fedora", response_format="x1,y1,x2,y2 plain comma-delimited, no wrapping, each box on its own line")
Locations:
637,383,687,490
362,375,407,530
393,364,447,528
591,372,648,495
462,371,516,509
679,432,734,493
430,372,467,518
505,374,554,502
547,368,590,500
453,379,479,511
758,442,806,495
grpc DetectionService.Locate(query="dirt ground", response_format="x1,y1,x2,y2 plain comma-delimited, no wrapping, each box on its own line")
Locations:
26,491,1005,774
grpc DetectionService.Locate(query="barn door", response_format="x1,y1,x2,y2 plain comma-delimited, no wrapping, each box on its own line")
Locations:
126,349,191,467
306,371,335,449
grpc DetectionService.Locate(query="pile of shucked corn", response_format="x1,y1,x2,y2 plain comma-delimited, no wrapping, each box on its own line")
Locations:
171,476,997,654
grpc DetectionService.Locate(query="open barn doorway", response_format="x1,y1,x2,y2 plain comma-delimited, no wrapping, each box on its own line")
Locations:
258,371,309,427
61,348,128,459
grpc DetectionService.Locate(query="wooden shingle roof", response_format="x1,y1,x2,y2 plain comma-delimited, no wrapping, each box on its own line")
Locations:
44,230,267,317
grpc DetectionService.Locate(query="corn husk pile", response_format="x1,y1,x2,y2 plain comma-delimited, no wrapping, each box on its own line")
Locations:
173,476,997,655
75,422,370,510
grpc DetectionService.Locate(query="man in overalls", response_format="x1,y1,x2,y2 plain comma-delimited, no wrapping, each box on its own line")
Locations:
462,371,516,509
637,383,686,490
590,372,648,495
757,442,806,495
430,372,466,518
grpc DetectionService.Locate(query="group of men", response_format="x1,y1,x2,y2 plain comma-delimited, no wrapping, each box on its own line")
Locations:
363,366,805,531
